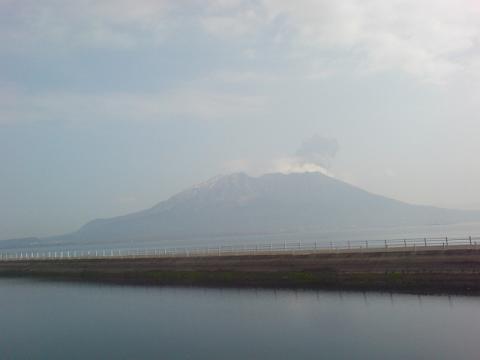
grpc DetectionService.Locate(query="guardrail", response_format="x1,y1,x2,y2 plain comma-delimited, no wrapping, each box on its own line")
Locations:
1,235,480,262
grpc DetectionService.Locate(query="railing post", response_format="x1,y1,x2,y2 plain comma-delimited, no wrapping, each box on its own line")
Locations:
21,234,480,263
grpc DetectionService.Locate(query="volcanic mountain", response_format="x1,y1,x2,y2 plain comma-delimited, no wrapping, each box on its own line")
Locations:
47,172,480,245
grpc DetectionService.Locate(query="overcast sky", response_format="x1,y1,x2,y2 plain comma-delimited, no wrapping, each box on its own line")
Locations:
2,0,480,239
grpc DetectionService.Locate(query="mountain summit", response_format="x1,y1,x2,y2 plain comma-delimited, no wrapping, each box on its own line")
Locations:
63,172,480,245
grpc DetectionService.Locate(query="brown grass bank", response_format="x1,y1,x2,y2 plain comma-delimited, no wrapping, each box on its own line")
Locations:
1,248,480,294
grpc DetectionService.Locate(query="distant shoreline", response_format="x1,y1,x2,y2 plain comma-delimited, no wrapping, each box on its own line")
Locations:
2,248,480,294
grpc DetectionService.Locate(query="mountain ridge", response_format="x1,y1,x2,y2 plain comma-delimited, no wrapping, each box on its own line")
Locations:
73,172,480,242
2,172,480,248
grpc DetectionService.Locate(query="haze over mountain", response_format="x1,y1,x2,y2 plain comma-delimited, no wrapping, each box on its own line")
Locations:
8,172,480,249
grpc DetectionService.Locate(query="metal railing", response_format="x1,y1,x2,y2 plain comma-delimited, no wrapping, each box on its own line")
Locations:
1,235,480,262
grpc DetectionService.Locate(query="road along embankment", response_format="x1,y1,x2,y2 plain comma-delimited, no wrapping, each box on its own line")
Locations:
1,247,480,294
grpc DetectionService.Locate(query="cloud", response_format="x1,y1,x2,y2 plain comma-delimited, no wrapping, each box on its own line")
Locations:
200,0,480,83
0,84,268,124
207,70,277,85
268,0,480,83
3,0,480,128
200,0,265,38
0,0,173,51
3,0,480,83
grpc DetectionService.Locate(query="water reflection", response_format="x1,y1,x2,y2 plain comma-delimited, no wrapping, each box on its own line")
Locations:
1,279,479,360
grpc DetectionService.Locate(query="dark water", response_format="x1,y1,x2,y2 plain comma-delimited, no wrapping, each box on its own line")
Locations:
1,279,480,360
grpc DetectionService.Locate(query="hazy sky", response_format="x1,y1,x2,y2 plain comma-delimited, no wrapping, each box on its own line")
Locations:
2,0,480,239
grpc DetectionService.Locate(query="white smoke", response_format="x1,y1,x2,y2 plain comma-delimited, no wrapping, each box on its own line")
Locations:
272,135,339,176
224,135,339,176
271,156,335,176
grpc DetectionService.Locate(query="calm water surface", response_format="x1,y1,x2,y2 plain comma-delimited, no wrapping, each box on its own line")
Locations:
1,278,480,359
7,221,480,255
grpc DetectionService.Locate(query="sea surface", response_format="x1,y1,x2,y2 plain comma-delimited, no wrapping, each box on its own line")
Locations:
2,278,480,359
6,221,480,255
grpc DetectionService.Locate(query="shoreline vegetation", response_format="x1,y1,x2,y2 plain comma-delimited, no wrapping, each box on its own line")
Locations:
1,248,480,294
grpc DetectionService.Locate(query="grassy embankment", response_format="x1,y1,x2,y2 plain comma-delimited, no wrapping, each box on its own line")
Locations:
1,247,480,294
